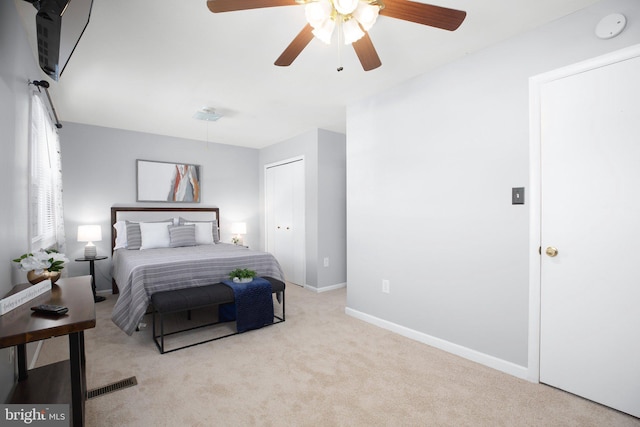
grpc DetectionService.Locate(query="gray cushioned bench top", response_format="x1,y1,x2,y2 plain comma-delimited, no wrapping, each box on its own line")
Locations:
151,276,285,314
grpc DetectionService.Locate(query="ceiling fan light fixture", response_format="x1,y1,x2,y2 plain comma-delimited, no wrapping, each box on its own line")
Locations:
193,107,223,122
342,17,365,44
305,0,379,45
353,1,379,31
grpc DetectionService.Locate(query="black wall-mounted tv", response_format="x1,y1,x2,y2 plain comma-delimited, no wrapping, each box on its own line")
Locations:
30,0,94,81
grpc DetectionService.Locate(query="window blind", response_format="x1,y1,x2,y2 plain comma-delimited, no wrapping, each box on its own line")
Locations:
30,92,64,251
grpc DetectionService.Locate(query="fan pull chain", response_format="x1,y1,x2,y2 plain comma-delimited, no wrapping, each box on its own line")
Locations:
337,19,344,72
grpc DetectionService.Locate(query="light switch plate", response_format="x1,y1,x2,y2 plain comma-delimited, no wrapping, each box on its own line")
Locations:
512,187,525,205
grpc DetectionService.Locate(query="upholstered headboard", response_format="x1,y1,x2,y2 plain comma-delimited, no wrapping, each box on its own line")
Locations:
110,205,220,252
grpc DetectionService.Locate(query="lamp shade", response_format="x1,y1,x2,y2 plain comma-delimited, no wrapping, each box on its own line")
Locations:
334,0,359,15
353,2,379,31
312,19,336,44
342,18,365,44
77,225,102,242
230,222,247,235
305,0,332,28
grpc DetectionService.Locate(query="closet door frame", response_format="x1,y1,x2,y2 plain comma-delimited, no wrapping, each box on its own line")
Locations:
264,155,306,286
528,44,640,385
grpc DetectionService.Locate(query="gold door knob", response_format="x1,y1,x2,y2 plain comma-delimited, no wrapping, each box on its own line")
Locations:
545,247,558,257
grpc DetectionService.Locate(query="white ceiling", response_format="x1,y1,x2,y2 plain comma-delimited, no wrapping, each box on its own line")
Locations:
16,0,599,149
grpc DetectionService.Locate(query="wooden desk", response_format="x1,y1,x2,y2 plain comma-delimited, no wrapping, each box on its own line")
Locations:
0,276,96,427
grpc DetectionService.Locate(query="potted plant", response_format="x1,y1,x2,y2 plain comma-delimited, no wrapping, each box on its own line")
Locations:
229,268,257,283
13,249,69,285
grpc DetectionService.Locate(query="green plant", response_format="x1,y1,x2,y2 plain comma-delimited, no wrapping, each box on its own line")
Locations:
228,268,257,279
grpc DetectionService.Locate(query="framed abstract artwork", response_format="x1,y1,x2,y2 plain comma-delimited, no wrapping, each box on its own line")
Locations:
136,159,201,202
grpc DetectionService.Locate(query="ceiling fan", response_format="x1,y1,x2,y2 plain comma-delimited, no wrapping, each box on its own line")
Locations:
206,0,466,71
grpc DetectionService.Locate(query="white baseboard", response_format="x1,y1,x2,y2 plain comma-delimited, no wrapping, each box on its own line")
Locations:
305,282,347,293
345,307,528,380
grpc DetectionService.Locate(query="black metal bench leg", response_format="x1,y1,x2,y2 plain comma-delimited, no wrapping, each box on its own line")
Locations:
160,313,165,354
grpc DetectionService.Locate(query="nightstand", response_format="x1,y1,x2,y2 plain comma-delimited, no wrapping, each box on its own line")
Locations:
75,255,108,303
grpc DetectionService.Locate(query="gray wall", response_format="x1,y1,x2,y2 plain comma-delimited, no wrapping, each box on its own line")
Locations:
60,123,261,293
259,129,347,290
346,0,640,373
317,130,347,288
0,1,41,402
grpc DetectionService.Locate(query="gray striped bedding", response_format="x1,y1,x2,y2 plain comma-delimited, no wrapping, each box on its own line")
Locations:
111,243,284,335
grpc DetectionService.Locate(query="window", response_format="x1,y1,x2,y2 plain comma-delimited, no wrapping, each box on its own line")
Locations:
29,91,65,251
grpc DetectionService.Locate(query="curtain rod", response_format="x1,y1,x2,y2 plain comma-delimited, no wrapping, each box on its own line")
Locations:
29,80,62,129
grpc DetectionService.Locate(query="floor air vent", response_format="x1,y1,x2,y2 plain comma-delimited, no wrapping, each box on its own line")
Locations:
87,376,138,399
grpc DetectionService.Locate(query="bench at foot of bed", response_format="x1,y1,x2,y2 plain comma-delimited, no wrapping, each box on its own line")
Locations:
151,277,285,354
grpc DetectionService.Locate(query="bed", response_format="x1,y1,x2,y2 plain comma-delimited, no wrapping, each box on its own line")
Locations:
109,206,285,335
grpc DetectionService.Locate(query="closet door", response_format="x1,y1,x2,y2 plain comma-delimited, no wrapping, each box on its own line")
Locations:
265,159,305,286
539,52,640,418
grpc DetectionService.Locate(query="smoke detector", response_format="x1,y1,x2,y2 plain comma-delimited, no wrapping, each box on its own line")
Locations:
595,13,626,39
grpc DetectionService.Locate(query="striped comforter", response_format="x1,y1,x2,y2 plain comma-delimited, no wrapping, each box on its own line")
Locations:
111,243,284,335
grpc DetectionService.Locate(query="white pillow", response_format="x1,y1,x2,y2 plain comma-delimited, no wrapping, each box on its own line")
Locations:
184,221,214,245
139,222,172,250
113,221,127,249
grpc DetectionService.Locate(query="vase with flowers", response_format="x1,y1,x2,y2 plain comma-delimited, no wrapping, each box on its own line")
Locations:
13,249,69,285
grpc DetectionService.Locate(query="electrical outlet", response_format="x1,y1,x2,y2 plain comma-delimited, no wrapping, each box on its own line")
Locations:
382,279,390,294
323,257,329,267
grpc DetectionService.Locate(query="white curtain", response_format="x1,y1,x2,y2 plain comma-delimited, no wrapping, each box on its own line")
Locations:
29,90,66,256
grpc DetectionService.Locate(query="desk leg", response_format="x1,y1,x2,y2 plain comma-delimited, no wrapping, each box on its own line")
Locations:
17,344,27,381
69,331,86,427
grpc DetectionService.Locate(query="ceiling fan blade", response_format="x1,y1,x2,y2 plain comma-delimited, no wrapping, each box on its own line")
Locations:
379,0,466,31
352,32,382,71
207,0,296,13
275,24,314,67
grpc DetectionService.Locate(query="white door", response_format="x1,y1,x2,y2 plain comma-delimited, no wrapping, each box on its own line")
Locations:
265,159,305,286
539,52,640,417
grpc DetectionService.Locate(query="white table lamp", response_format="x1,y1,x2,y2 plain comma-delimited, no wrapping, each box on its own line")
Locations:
78,225,102,258
230,222,246,245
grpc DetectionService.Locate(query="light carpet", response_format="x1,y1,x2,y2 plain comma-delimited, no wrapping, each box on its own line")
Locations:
35,284,639,426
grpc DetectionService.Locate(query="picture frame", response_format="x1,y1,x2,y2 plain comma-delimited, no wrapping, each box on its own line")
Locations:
136,159,201,203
